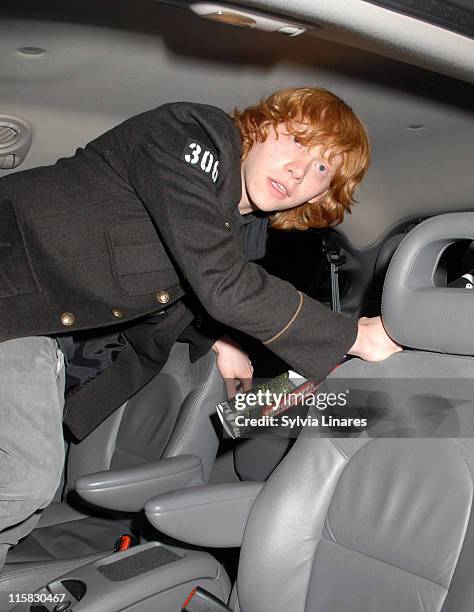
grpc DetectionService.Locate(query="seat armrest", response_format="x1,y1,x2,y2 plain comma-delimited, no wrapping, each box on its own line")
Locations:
75,454,204,512
145,482,264,547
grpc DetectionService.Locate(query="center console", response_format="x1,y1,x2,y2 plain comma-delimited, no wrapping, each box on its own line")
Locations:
10,542,231,612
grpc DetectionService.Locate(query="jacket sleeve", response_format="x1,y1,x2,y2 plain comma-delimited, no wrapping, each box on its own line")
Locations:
127,102,357,382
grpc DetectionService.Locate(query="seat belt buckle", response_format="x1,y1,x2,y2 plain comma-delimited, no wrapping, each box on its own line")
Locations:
113,534,136,552
182,586,232,611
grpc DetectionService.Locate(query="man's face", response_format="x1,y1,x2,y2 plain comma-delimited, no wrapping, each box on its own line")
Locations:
239,123,340,215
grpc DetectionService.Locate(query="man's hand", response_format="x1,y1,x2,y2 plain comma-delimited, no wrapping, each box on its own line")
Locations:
348,316,402,362
212,335,254,398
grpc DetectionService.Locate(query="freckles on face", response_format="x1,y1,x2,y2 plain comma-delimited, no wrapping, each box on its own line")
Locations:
241,124,338,214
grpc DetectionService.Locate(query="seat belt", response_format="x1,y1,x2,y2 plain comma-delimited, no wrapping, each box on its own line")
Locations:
322,238,346,313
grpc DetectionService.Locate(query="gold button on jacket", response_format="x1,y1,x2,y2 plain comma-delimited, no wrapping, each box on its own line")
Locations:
157,290,170,304
60,312,75,326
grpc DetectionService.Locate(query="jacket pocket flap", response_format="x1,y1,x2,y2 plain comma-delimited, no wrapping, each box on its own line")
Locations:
107,220,179,296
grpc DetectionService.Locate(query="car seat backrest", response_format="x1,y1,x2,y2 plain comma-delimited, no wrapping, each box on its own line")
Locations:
161,347,227,481
66,342,224,489
236,435,474,612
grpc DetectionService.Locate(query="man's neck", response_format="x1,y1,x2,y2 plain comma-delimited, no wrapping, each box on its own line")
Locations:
238,201,253,215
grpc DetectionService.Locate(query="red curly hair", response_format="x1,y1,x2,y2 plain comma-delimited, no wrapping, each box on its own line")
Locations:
232,87,370,230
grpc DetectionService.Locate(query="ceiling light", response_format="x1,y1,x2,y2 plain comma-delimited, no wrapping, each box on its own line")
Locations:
407,124,426,131
190,3,308,36
199,11,256,27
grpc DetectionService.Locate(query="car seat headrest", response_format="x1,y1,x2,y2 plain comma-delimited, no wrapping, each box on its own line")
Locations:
382,212,474,355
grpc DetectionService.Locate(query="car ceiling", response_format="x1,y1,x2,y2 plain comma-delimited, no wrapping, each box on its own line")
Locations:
1,0,473,247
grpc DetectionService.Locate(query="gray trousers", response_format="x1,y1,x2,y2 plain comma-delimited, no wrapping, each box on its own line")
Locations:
0,336,65,571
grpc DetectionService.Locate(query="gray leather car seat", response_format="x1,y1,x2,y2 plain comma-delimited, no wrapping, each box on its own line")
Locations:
143,212,474,612
0,341,225,594
235,212,474,611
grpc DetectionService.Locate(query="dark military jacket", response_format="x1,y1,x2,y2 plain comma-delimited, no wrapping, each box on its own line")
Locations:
0,102,357,439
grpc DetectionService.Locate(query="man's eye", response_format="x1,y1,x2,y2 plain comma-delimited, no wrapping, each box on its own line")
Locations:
317,163,327,173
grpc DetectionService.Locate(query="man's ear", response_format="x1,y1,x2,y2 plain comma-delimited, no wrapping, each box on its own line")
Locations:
308,188,329,204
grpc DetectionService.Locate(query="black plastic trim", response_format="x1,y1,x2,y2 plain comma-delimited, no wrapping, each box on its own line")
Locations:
362,0,473,39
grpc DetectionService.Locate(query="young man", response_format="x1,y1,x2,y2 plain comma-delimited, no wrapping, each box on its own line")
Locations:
0,87,400,568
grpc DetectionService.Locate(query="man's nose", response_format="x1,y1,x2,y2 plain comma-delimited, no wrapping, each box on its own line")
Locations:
286,157,310,181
